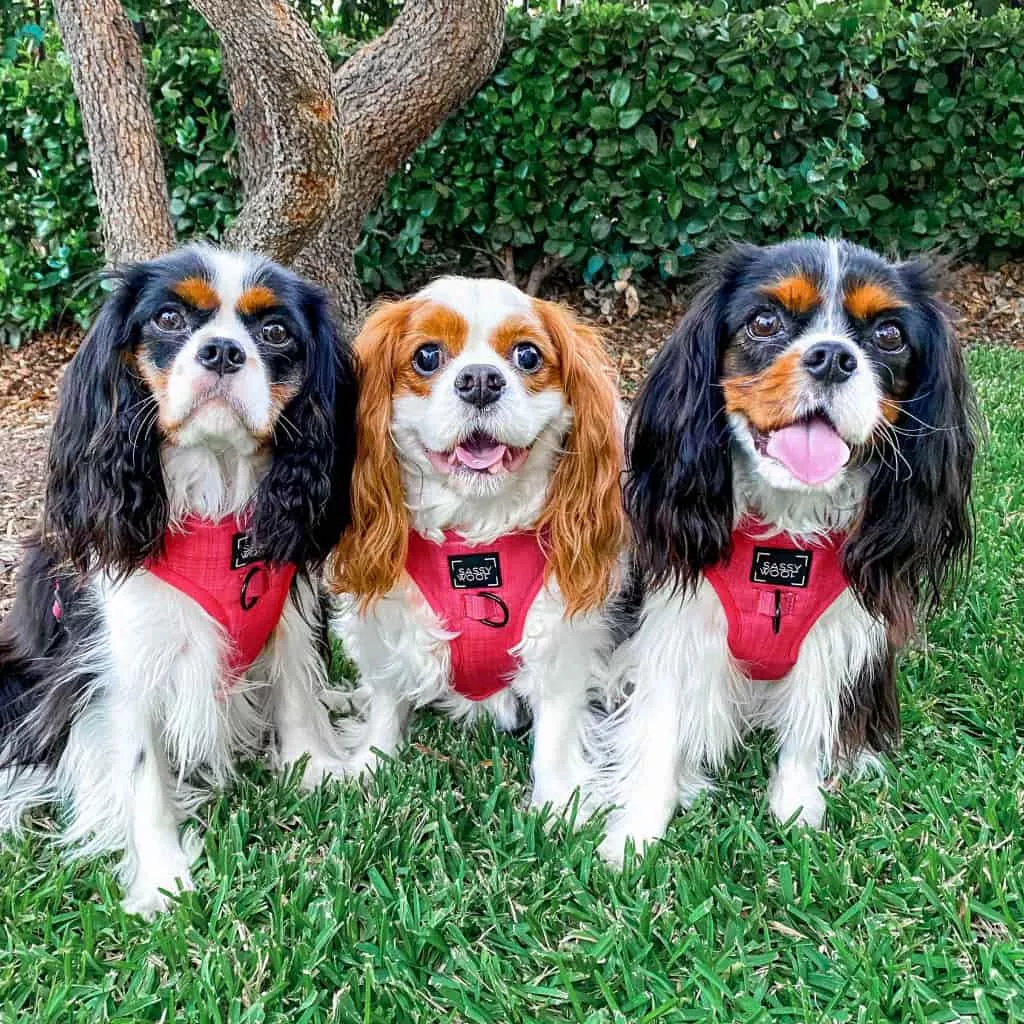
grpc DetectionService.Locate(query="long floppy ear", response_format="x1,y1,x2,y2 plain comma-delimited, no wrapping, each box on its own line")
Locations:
533,300,626,616
250,286,358,567
624,273,737,593
44,268,168,576
843,260,978,641
326,300,412,604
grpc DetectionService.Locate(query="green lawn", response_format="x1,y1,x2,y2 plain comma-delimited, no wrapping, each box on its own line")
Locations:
1,348,1022,1023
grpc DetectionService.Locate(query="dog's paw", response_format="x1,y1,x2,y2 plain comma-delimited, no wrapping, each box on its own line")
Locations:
121,859,195,919
768,771,826,829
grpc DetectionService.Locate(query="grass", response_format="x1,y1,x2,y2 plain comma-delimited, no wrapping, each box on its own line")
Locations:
1,346,1022,1023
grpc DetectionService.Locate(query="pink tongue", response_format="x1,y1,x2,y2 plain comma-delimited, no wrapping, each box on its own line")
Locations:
765,417,850,485
454,440,507,470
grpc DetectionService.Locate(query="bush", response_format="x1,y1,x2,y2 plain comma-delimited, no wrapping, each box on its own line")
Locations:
371,0,1024,290
1,0,1023,345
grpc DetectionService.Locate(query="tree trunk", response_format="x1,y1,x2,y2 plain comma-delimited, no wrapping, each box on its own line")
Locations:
52,0,176,263
58,0,505,334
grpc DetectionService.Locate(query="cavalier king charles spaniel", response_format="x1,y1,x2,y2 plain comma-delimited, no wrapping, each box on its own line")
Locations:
328,277,625,812
0,245,356,915
596,239,977,863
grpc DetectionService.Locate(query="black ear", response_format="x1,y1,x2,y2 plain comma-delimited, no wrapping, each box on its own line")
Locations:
44,269,167,575
624,268,738,592
844,262,978,640
248,287,357,567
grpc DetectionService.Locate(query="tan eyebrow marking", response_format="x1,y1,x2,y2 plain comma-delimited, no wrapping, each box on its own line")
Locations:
236,285,279,317
170,277,218,311
759,274,821,315
844,282,907,320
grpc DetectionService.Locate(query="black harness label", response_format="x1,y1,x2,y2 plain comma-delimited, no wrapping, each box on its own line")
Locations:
448,552,502,590
231,532,262,571
750,547,812,588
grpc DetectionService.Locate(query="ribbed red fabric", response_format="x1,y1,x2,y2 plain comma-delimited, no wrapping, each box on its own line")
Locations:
705,520,848,681
404,529,548,700
146,516,295,681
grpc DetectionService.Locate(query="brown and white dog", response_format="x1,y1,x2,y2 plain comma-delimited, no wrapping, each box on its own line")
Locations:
329,276,625,812
595,239,977,863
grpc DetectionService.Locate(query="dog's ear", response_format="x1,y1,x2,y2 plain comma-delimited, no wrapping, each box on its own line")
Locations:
45,267,168,576
327,300,414,605
532,299,626,615
249,285,357,567
624,269,741,593
844,261,978,640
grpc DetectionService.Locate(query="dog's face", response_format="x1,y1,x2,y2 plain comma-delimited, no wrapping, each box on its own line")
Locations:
129,248,317,450
45,245,357,574
331,276,625,614
384,277,573,498
626,239,977,635
719,242,917,492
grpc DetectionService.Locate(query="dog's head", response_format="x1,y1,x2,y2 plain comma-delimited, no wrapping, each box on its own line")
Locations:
626,239,977,636
330,276,625,614
46,244,357,574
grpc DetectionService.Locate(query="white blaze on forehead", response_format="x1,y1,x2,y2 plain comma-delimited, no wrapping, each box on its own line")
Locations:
415,276,539,356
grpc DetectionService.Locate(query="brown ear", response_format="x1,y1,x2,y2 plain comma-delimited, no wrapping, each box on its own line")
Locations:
533,299,626,615
327,300,413,605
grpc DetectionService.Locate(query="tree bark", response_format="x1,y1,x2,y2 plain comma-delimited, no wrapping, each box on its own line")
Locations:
294,1,506,323
52,0,176,263
58,0,505,332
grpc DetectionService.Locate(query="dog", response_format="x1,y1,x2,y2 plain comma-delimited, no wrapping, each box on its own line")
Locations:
596,239,977,862
0,245,356,915
328,277,625,812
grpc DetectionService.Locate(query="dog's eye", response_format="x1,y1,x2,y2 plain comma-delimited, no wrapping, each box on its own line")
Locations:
512,342,542,373
747,310,783,340
413,343,443,376
154,307,185,333
873,322,905,353
261,321,290,346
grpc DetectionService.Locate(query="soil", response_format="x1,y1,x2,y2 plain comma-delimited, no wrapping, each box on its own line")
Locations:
1,260,1021,614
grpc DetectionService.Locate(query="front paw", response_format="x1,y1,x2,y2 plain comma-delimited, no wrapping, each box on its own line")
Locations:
768,772,826,828
121,859,195,919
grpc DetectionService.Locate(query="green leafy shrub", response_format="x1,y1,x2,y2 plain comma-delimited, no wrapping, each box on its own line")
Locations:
2,0,1023,346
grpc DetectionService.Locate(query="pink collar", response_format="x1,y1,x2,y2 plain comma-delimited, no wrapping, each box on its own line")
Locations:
145,516,295,684
704,518,848,681
404,528,548,700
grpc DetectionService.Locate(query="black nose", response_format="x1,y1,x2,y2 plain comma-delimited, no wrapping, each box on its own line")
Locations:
802,341,858,385
454,364,506,408
196,337,247,376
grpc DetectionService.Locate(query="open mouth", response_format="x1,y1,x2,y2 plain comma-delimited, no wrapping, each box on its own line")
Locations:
426,431,531,477
750,414,851,486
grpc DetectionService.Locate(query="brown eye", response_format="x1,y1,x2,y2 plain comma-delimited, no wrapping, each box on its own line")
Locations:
154,307,185,332
874,322,905,352
261,321,289,346
747,309,783,340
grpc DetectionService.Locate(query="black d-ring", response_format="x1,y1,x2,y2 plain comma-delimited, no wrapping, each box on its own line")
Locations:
239,566,262,611
477,592,510,628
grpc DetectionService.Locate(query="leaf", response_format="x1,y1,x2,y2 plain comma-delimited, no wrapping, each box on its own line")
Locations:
609,79,631,109
636,125,658,155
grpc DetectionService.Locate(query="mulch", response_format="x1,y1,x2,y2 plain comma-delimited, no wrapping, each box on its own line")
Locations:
1,259,1022,614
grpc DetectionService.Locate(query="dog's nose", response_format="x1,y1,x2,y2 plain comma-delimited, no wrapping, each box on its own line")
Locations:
454,364,506,408
196,337,247,376
802,341,858,385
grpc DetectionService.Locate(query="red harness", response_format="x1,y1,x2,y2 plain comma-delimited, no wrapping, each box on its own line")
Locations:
404,529,548,701
704,520,848,681
146,516,295,680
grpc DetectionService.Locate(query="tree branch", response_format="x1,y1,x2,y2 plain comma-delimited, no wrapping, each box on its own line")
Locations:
190,0,343,261
52,0,175,263
332,0,506,225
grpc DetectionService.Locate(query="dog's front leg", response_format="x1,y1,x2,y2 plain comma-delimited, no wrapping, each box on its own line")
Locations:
266,579,349,788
